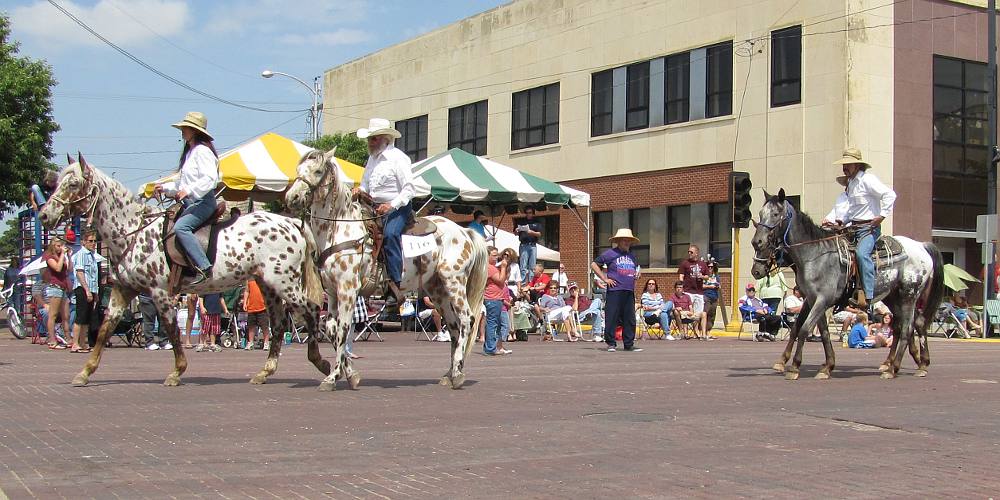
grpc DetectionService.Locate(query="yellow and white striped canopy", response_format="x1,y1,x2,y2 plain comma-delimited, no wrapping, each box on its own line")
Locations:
141,133,363,200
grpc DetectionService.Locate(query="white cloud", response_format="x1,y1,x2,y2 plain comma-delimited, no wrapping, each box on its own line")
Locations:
12,0,189,48
278,29,370,46
205,0,369,37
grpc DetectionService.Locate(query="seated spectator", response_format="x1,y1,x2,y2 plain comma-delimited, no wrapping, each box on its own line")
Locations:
669,281,703,339
640,279,675,340
420,295,449,342
551,263,569,294
738,283,780,341
569,282,604,342
953,294,981,338
538,282,579,342
848,312,882,348
832,304,862,341
867,311,894,348
527,263,551,301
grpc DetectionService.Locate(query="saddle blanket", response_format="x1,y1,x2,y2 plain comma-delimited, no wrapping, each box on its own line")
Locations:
402,234,437,258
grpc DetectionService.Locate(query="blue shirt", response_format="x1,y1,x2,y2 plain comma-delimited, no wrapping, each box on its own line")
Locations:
71,247,100,292
594,247,639,292
468,220,486,237
848,323,870,348
202,293,223,315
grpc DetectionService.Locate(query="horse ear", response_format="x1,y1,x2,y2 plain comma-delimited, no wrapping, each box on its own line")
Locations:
762,188,771,200
777,188,786,204
77,152,93,181
325,146,338,157
66,153,75,165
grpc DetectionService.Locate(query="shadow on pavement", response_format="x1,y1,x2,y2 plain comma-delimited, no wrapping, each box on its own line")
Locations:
726,364,888,379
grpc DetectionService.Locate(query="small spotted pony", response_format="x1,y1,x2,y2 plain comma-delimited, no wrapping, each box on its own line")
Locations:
286,147,489,390
38,154,329,387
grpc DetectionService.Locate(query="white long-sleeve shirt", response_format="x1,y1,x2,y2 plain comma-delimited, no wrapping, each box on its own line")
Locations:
827,170,896,224
360,144,414,210
164,144,219,200
823,192,850,223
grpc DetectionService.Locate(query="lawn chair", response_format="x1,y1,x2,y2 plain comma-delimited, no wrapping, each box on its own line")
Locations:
985,300,1000,338
354,299,386,342
635,305,666,340
930,303,969,339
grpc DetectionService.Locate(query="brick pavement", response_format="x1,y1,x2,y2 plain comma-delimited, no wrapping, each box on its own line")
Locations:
0,331,997,499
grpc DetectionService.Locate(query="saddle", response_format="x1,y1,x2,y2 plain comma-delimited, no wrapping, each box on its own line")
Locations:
840,233,908,306
352,192,437,300
162,201,241,292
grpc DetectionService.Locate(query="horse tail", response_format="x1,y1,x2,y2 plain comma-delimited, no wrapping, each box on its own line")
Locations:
463,229,489,360
301,226,325,306
922,243,946,317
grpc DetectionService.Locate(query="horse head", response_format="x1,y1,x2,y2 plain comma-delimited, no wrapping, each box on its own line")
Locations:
286,146,338,212
750,188,792,279
38,153,96,230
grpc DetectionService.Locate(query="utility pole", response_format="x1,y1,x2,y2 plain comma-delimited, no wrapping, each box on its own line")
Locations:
989,0,997,300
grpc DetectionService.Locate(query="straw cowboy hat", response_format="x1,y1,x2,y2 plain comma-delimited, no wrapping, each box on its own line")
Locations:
356,118,402,139
833,148,871,186
171,111,213,140
609,228,640,243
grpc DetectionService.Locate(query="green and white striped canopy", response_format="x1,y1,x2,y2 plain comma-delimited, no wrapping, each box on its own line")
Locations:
411,148,590,208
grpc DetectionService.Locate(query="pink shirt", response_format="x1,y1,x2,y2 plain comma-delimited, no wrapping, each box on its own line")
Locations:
484,265,506,300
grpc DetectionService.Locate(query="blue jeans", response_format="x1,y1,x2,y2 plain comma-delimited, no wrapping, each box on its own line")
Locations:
644,300,675,330
855,225,880,300
579,297,605,336
519,243,536,285
483,299,503,354
383,204,412,283
500,308,510,340
174,195,217,271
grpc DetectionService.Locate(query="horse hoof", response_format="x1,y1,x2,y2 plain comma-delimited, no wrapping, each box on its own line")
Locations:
771,362,786,373
163,376,181,387
450,373,466,389
878,363,890,373
784,372,800,381
347,373,362,390
814,372,830,380
880,371,896,380
439,376,451,387
71,375,89,387
318,381,336,392
914,369,928,378
249,374,267,385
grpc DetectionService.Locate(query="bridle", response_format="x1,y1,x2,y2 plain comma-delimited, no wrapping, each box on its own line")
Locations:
751,201,794,269
295,150,337,194
49,184,99,230
292,151,384,224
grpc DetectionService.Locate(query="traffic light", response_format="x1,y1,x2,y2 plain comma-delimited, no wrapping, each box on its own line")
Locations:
729,171,752,228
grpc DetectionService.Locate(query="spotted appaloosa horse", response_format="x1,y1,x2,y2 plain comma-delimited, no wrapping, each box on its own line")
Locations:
38,155,328,387
750,189,944,380
286,148,489,390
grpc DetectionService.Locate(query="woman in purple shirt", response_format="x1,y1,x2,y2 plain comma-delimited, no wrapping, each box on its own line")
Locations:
590,228,642,352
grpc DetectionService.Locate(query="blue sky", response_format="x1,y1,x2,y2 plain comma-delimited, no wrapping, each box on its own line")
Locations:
4,0,505,201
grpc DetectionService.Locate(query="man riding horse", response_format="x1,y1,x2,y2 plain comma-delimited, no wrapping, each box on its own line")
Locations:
353,118,414,307
820,148,896,310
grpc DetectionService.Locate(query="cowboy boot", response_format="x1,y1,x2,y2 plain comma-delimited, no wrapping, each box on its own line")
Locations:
854,289,868,309
386,280,404,311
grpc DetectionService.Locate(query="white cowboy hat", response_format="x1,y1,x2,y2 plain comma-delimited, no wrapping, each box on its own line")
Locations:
171,111,213,140
356,118,401,139
832,148,870,169
609,228,640,243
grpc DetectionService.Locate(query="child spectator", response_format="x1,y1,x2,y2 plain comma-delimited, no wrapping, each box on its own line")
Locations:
670,281,701,339
242,277,268,350
848,312,879,348
702,261,721,331
953,295,981,338
196,293,226,352
868,311,894,348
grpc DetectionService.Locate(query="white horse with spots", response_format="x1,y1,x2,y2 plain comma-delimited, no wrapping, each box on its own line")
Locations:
38,155,330,387
286,148,489,390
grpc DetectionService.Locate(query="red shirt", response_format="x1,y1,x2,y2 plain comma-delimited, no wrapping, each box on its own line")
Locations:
43,250,71,291
671,292,693,311
244,280,266,313
529,273,551,291
678,258,710,294
484,265,506,300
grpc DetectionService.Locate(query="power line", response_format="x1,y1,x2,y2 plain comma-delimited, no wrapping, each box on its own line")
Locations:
45,0,307,114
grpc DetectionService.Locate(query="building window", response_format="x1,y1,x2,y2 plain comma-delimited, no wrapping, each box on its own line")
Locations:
593,211,613,260
395,115,427,162
708,203,732,266
626,61,650,131
513,214,560,254
591,70,614,137
933,56,988,231
629,208,650,267
512,83,560,150
448,100,488,156
665,52,690,124
706,41,733,118
771,25,802,107
667,205,691,266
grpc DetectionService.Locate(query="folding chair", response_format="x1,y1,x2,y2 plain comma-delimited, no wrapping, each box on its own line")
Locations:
635,305,666,340
985,300,1000,338
777,313,797,341
736,310,760,341
354,300,386,342
931,304,969,339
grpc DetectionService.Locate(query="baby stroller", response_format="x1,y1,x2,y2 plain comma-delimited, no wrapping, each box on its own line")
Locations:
219,312,247,349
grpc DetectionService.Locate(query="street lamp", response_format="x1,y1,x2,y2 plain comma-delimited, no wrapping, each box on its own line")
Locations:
261,69,322,142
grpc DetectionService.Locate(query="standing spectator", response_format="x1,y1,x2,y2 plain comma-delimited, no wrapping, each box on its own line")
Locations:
196,293,226,352
4,255,24,314
591,228,642,352
179,294,199,348
483,246,511,355
550,263,569,294
702,261,721,331
756,271,789,313
30,274,49,344
140,294,171,350
29,171,58,255
500,286,514,344
640,279,676,340
242,277,268,349
501,248,521,295
677,245,710,335
517,207,542,284
468,210,488,238
42,239,71,349
347,294,365,359
70,230,101,353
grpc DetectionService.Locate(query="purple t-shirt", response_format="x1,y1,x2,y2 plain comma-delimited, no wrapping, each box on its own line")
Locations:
595,247,639,292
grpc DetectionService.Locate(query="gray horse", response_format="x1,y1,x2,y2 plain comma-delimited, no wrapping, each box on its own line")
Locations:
749,189,945,380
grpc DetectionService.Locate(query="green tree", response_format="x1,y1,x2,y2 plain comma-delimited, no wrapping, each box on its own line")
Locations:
0,14,60,213
0,220,22,259
265,132,369,212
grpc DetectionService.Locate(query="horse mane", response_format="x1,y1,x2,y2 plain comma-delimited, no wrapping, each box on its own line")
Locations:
765,194,830,242
314,150,354,217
